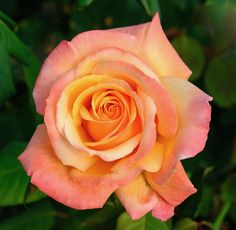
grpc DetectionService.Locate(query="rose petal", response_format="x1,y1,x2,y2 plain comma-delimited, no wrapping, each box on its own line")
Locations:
64,115,142,161
137,142,164,172
115,174,158,220
46,74,142,163
47,137,99,172
113,13,192,80
89,96,137,142
44,71,101,171
115,161,194,221
34,31,143,115
56,74,113,133
146,161,197,205
84,90,132,141
33,14,191,116
151,195,175,221
75,47,158,81
91,60,178,138
155,77,212,184
66,78,141,150
33,41,78,115
146,161,196,221
112,89,157,172
18,125,116,209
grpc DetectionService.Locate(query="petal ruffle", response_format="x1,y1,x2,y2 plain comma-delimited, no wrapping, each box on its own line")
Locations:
33,31,143,115
18,125,141,209
146,161,196,221
115,174,158,220
33,41,78,115
115,161,195,221
113,13,192,80
155,77,212,184
33,13,191,116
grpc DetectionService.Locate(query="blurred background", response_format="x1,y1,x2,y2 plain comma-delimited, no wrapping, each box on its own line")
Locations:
0,0,236,229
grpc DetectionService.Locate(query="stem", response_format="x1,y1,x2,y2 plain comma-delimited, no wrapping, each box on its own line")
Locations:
213,201,231,230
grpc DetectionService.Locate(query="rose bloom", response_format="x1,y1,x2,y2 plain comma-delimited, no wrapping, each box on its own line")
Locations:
19,13,212,221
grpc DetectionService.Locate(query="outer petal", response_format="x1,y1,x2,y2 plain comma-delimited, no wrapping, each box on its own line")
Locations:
155,77,212,184
75,47,158,82
33,41,78,115
18,125,141,209
33,13,191,116
18,125,112,209
146,161,196,206
33,31,143,115
151,195,175,221
113,13,192,79
44,71,100,171
146,161,196,221
115,161,195,221
115,174,158,220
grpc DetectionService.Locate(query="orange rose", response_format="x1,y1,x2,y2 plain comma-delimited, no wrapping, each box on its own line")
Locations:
19,13,212,220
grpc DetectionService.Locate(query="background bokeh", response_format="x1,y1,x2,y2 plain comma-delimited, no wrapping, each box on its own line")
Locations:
0,0,236,229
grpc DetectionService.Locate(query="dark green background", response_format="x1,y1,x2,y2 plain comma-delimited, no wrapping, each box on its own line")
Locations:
0,0,236,229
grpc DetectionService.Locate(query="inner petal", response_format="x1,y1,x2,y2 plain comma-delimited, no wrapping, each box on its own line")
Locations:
60,77,142,150
84,96,141,150
92,90,125,121
55,74,143,162
83,90,131,141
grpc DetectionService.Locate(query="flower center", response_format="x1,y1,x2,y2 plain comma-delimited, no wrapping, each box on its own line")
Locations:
90,90,125,121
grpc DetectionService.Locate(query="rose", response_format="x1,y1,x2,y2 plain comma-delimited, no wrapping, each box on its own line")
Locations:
18,13,212,221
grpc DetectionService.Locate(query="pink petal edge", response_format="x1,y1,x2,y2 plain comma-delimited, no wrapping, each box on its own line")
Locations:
113,13,192,80
18,125,140,209
155,77,212,184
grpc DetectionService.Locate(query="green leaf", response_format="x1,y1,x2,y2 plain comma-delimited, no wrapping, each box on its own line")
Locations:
0,141,29,206
172,35,205,81
0,38,15,104
205,0,236,51
172,0,199,10
0,202,55,230
68,209,97,230
78,0,95,7
0,19,40,98
0,141,45,205
0,11,16,28
81,203,123,226
23,54,41,93
0,20,30,66
173,218,198,230
0,104,25,146
139,0,161,17
24,185,46,204
205,56,236,108
116,212,169,230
